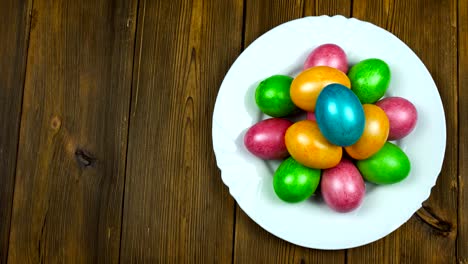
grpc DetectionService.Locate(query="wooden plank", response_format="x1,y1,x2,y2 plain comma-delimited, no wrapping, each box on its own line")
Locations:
458,0,468,263
234,1,350,263
0,0,32,262
304,0,352,16
119,0,243,261
243,0,304,46
348,0,458,263
8,0,138,263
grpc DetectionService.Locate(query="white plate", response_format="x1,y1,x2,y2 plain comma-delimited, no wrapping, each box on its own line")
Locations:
212,15,446,249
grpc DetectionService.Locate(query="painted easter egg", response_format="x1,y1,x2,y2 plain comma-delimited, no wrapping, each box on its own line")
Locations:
290,66,351,112
345,104,390,160
357,142,411,184
273,157,321,203
244,118,293,159
303,43,348,73
376,97,418,140
285,120,342,169
348,58,391,104
255,75,298,117
321,159,366,213
315,84,365,146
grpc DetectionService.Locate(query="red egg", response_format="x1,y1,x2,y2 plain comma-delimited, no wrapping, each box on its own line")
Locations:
321,159,366,213
306,112,316,121
244,118,293,160
303,44,348,73
376,97,418,140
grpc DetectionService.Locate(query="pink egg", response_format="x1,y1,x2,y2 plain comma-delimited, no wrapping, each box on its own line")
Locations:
321,159,365,213
306,112,316,121
376,97,418,140
244,118,293,160
303,44,348,73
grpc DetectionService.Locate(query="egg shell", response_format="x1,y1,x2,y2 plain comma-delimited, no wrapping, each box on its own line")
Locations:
255,75,298,117
357,142,411,184
321,159,366,213
306,112,316,121
273,157,321,203
290,66,351,112
244,118,293,160
315,83,365,146
345,104,389,160
376,97,418,140
348,58,391,104
303,44,348,73
285,120,342,169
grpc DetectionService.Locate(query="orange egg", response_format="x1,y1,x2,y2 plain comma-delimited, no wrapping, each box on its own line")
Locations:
345,104,390,160
290,66,351,112
285,120,342,169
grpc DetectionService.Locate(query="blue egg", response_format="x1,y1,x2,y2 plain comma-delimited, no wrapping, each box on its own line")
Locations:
315,84,365,146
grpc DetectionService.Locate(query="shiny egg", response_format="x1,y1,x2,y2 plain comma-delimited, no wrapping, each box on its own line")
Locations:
315,84,365,146
376,97,418,140
348,58,391,104
244,118,293,160
303,43,348,73
285,120,342,169
255,75,298,117
290,66,351,112
357,142,411,184
345,104,389,160
321,159,366,213
273,157,321,203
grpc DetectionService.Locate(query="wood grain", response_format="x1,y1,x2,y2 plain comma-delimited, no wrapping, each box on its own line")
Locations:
348,0,458,263
8,0,138,263
243,0,304,47
234,1,350,263
0,0,464,262
458,0,468,263
304,0,352,16
119,0,243,262
0,0,32,262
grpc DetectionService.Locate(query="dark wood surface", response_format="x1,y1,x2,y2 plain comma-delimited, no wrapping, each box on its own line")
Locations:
119,0,241,262
0,0,32,262
0,0,465,263
459,0,468,263
8,1,137,263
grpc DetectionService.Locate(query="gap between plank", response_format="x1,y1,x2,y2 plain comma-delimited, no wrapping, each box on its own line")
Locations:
118,0,144,262
455,0,460,261
231,0,247,263
6,0,35,261
302,0,307,16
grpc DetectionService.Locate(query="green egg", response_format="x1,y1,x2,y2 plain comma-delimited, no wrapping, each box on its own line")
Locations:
273,157,321,203
356,142,411,184
255,75,298,117
348,58,391,104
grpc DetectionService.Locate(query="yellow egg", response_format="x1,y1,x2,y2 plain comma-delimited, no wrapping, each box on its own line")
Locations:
285,120,342,169
290,66,351,112
345,104,390,160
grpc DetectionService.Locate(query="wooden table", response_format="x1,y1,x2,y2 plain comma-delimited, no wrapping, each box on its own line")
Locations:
0,0,466,263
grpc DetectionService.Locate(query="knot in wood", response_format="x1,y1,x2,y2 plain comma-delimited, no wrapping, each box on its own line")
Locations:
75,149,96,168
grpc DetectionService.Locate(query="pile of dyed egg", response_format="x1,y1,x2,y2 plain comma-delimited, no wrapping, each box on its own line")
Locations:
244,44,418,213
